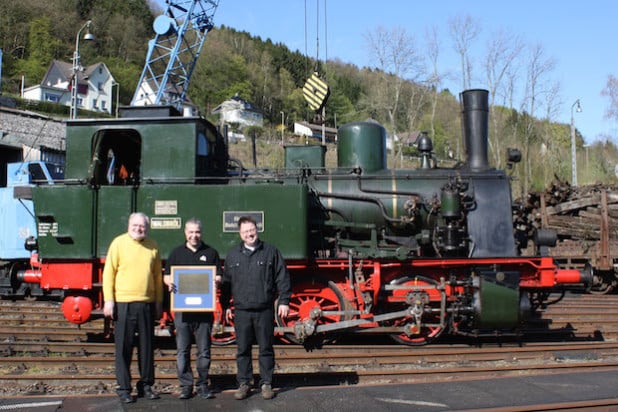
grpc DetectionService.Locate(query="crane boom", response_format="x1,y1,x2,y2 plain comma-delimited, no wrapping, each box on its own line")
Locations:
131,0,220,111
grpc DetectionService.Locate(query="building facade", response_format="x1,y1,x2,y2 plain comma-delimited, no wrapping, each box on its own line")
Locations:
22,60,115,115
211,94,263,127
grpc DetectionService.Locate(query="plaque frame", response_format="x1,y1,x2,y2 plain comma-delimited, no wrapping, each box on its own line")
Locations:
170,265,217,312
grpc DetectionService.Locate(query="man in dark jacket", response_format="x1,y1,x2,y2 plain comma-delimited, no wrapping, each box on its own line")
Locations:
221,215,291,400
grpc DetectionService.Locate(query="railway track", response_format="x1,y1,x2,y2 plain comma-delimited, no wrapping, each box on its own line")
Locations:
1,293,618,396
458,398,618,412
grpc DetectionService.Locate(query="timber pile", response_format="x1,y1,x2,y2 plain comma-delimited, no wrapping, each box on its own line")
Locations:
516,178,618,243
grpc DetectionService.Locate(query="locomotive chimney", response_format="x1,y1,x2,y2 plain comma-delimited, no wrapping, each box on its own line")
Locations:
460,89,489,171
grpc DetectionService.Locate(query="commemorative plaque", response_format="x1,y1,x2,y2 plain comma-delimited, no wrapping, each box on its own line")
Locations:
170,265,216,312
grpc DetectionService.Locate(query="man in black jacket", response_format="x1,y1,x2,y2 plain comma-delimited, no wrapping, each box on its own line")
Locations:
221,216,291,400
164,218,222,400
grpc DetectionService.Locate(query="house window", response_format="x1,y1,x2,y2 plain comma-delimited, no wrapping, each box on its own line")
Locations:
98,82,103,91
101,100,107,110
92,98,98,109
99,66,103,74
44,93,60,103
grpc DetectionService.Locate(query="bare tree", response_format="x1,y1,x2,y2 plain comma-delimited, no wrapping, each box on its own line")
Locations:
364,26,423,134
483,29,523,168
449,14,480,91
518,43,556,195
364,26,425,167
602,75,618,121
424,26,447,142
539,82,563,185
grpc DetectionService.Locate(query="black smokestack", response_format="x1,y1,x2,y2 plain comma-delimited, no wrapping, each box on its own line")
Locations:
460,89,489,171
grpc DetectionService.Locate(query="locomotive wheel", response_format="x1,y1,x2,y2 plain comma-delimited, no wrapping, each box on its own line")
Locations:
385,276,448,346
276,278,349,345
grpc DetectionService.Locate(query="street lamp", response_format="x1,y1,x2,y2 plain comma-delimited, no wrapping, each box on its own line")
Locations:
280,111,285,143
570,99,582,186
70,20,94,119
112,81,120,118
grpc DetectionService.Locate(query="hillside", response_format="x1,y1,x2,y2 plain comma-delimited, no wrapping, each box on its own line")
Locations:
1,0,618,195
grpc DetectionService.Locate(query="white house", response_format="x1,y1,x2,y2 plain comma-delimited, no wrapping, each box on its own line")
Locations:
211,94,263,127
293,121,337,142
132,79,198,117
22,60,115,115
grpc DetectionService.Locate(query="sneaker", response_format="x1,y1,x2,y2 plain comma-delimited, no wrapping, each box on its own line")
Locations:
261,383,274,400
234,383,251,400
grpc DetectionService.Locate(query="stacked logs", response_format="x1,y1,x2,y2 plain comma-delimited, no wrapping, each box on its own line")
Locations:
516,179,618,239
513,176,618,276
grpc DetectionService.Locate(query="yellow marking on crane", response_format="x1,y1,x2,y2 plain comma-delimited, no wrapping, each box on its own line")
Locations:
303,72,330,111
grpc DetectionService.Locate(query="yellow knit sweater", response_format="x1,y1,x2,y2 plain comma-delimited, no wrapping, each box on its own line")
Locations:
102,233,163,303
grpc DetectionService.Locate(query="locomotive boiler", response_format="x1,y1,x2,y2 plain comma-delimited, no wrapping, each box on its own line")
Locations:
20,89,591,345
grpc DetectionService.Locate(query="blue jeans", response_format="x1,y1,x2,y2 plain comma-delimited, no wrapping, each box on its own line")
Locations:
234,308,275,386
174,312,213,388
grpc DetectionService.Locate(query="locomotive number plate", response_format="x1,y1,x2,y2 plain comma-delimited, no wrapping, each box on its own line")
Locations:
222,211,264,233
150,217,182,229
155,200,178,215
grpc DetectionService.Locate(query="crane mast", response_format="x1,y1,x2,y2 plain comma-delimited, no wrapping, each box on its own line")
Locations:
131,0,220,111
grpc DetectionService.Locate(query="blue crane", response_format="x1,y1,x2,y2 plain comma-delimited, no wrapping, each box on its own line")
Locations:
131,0,220,111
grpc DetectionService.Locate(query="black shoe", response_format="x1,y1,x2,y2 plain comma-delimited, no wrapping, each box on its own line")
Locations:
137,386,160,400
197,385,215,399
118,392,135,404
179,387,193,399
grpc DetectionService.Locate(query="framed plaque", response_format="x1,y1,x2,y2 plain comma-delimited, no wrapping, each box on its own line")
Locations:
170,265,217,312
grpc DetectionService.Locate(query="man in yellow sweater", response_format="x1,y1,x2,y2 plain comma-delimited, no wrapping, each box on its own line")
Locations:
103,212,163,404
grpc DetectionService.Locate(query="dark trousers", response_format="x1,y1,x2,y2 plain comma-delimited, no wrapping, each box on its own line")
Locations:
174,312,213,388
234,308,275,386
114,302,155,393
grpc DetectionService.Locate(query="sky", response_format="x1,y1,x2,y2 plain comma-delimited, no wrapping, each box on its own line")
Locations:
155,0,618,144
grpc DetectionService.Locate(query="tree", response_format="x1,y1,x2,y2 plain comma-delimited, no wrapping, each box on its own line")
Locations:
250,50,276,120
482,28,523,169
424,26,447,143
364,26,425,166
449,14,480,92
517,43,556,195
14,17,61,84
602,75,618,121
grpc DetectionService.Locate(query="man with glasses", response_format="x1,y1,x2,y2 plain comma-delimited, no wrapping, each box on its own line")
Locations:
221,216,291,400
